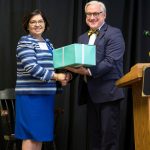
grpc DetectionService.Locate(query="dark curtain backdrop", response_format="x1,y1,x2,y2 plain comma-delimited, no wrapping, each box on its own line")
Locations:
0,0,150,150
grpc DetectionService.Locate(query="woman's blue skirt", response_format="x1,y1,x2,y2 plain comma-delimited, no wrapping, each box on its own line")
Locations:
15,94,55,142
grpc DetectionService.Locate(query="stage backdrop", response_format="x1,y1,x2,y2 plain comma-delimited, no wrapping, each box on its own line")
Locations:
0,0,150,150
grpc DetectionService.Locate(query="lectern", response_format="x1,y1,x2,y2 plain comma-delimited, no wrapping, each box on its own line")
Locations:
116,63,150,150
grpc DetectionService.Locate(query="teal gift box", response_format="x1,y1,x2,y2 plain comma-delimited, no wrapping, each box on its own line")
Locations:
53,44,96,69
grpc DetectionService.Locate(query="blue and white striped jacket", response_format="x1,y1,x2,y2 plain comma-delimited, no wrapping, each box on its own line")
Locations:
15,35,57,95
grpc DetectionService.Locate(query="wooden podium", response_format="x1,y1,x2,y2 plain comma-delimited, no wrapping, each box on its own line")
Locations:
116,63,150,150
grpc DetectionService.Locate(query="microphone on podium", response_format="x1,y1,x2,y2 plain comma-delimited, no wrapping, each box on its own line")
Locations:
144,30,150,37
144,30,150,56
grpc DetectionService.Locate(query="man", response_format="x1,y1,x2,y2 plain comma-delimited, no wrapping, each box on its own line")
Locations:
66,1,125,150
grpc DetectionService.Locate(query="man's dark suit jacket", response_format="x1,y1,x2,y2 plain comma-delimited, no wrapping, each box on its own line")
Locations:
77,23,125,104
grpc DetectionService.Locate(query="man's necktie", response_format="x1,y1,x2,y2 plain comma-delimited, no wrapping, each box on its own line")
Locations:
88,29,99,37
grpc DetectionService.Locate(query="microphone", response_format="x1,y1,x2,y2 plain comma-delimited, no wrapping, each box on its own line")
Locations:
144,30,150,37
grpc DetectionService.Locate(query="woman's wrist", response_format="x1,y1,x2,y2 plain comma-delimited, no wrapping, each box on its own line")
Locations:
53,73,58,81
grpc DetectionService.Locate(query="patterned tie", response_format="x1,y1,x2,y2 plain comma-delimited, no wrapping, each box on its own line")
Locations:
88,29,99,37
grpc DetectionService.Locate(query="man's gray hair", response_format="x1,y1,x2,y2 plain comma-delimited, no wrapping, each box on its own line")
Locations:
85,1,106,13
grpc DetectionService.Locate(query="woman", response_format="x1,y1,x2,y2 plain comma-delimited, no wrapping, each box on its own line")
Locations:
15,9,70,150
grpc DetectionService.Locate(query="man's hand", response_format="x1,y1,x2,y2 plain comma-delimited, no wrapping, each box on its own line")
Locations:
65,66,90,76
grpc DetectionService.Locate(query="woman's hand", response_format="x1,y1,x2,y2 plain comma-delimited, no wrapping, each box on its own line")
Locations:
56,73,66,81
53,73,72,86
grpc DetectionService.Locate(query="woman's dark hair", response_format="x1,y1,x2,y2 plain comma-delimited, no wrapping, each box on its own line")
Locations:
22,9,49,33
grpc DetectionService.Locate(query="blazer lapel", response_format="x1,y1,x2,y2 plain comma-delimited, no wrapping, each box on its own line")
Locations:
94,23,108,45
85,34,90,44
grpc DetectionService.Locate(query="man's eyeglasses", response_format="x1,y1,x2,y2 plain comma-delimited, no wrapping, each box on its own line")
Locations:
86,12,103,18
29,20,45,26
